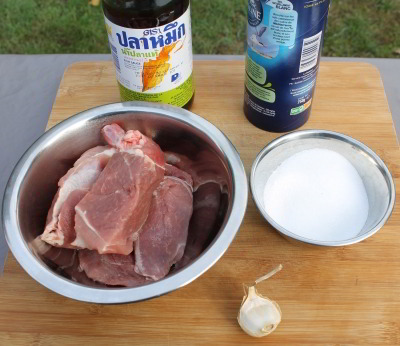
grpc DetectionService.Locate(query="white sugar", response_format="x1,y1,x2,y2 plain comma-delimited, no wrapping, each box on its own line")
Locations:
263,148,369,241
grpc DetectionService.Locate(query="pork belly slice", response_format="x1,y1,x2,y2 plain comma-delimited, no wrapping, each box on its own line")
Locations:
73,126,165,255
176,182,221,269
78,250,148,287
164,150,227,191
134,176,193,280
41,146,116,248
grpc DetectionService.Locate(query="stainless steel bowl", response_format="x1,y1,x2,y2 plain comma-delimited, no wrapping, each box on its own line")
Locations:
251,130,395,246
2,102,248,303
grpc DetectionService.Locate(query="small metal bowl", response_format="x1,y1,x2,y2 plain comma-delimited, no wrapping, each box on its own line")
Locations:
250,130,395,246
2,102,248,303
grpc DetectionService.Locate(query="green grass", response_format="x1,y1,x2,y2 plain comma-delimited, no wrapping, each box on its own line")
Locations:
1,0,400,57
323,0,400,57
191,0,247,54
0,0,107,54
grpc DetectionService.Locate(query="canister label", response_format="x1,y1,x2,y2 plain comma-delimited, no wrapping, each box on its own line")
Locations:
245,0,330,132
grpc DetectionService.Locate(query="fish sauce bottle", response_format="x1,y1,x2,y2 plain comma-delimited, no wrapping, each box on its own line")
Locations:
244,0,330,132
102,0,194,109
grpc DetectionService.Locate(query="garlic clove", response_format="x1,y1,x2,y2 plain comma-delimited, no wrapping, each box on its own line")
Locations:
237,265,282,338
238,286,281,337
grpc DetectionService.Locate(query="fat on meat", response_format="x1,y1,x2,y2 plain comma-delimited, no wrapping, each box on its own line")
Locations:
41,146,116,247
78,250,149,287
134,175,193,280
102,123,164,168
73,125,165,255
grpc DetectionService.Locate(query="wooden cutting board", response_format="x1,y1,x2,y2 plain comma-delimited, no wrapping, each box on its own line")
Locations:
1,61,399,345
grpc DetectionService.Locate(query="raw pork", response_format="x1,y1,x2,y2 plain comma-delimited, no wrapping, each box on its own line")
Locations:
73,125,165,254
134,176,193,280
165,163,193,187
64,254,105,286
164,150,227,191
165,150,226,267
41,146,116,247
31,236,101,286
102,124,164,168
176,182,221,268
79,250,148,287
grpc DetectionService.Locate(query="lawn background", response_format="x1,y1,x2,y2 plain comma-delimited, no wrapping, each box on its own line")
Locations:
1,0,399,58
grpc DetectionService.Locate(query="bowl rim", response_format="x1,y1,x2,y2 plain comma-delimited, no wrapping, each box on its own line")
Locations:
2,101,248,303
250,129,396,247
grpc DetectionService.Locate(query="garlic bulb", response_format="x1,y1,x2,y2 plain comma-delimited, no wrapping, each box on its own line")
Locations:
237,264,282,337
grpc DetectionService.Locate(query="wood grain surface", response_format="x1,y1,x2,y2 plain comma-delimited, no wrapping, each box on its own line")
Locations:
1,61,399,345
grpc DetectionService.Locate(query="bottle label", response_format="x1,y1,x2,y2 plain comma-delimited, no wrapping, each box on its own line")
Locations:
104,6,194,106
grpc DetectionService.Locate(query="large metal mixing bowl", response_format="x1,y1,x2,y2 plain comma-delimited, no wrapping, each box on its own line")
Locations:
2,102,248,303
